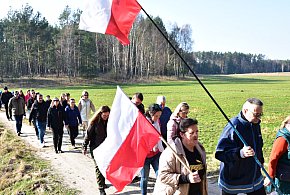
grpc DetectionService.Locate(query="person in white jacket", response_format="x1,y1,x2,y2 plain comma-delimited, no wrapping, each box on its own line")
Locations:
140,103,164,195
78,90,96,136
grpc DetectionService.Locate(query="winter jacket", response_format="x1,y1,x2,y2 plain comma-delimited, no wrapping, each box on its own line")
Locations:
29,101,48,123
215,111,264,194
8,96,25,116
47,105,65,130
167,115,182,144
153,137,207,195
27,97,36,110
78,98,96,122
159,106,172,141
65,105,82,126
1,91,13,104
83,119,108,151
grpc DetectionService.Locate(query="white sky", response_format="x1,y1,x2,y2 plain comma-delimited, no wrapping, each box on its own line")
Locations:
1,0,289,60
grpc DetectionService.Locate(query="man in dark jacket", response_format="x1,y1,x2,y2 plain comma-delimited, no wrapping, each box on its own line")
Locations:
29,94,48,148
1,86,13,120
215,98,265,195
65,98,82,148
8,91,25,136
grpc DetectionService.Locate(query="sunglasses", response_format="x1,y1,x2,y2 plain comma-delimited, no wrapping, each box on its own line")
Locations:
248,110,263,118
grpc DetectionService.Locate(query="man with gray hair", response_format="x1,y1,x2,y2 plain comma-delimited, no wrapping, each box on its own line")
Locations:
8,91,25,136
215,98,266,195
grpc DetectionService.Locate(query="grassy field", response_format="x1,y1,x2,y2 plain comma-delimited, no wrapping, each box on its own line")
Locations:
10,74,290,173
0,125,79,194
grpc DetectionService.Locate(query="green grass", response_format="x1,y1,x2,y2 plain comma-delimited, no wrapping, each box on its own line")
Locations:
18,74,290,173
0,125,79,195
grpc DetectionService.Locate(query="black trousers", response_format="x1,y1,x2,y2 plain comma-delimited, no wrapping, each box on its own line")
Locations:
68,125,78,146
52,127,64,151
5,103,11,119
222,186,266,195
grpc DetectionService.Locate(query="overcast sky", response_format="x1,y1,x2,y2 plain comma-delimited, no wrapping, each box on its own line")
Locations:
1,0,289,60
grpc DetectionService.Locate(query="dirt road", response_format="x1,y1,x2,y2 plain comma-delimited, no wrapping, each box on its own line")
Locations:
0,111,219,195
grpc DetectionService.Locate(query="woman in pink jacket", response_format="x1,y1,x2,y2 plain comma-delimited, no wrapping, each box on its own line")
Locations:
167,102,190,144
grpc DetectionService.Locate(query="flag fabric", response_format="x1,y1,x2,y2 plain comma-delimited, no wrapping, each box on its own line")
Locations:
79,0,141,45
93,86,161,192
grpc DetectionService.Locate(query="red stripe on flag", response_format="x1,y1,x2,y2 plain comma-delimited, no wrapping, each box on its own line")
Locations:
106,0,141,45
106,112,160,192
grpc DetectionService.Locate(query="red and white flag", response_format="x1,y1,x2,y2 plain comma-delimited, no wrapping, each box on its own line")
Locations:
93,86,160,192
79,0,141,45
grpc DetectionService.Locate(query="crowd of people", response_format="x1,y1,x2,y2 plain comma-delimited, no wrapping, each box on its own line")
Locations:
1,86,290,195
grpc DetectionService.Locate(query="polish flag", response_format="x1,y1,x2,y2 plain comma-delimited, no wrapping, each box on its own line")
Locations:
79,0,141,45
93,86,160,192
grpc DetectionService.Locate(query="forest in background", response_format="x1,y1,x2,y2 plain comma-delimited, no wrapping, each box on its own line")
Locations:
0,4,289,80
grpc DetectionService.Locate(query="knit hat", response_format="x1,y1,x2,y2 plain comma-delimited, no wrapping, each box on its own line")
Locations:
4,86,8,90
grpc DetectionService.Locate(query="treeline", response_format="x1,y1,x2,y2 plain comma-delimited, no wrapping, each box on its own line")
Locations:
194,52,290,74
0,4,289,81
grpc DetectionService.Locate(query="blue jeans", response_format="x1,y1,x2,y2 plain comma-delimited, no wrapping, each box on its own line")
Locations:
140,152,161,195
14,115,23,133
36,121,46,144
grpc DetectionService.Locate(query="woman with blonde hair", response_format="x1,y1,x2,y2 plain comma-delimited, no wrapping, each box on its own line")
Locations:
167,102,190,144
82,106,110,195
264,116,290,194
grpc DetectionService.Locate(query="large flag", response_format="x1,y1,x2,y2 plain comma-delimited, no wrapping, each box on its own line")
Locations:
79,0,141,45
93,86,160,192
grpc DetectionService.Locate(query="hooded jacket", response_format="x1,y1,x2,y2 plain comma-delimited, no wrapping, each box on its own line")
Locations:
215,111,264,194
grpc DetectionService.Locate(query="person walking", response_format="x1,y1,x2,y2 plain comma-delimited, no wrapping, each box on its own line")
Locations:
78,90,96,137
215,98,265,195
65,98,82,148
8,91,25,136
29,94,48,148
1,86,13,120
27,90,38,137
24,89,31,105
156,95,172,147
153,118,208,195
140,104,164,195
82,106,110,195
131,92,145,114
264,116,290,194
62,93,70,109
167,102,190,144
47,97,65,154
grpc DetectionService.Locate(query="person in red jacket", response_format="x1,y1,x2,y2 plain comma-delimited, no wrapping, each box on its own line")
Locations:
264,116,290,194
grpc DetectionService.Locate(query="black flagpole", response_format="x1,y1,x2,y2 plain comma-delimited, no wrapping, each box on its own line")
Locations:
137,2,281,194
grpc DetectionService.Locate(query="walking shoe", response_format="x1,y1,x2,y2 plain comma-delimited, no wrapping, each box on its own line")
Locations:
17,132,21,136
40,143,45,148
99,189,106,195
131,176,140,183
55,150,59,154
58,150,64,153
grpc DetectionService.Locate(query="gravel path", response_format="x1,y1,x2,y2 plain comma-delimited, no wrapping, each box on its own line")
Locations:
0,111,219,195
